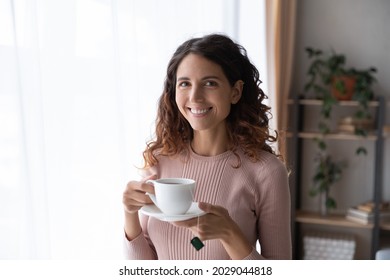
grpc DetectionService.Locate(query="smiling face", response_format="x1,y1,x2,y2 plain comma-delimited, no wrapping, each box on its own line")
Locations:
175,54,242,137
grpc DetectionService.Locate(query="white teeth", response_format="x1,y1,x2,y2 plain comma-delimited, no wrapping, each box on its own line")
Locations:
190,108,210,114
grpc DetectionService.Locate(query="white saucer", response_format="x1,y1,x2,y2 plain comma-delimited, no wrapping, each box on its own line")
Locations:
140,202,205,222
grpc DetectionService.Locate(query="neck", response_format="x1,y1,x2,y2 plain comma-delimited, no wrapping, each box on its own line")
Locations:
191,129,230,156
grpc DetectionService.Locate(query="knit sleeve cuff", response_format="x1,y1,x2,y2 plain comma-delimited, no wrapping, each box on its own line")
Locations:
123,230,157,260
242,247,265,260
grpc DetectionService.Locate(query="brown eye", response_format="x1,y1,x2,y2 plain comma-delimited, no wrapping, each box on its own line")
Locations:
177,81,190,88
205,80,217,87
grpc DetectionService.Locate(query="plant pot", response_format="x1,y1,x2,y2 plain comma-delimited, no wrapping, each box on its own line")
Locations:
331,75,356,101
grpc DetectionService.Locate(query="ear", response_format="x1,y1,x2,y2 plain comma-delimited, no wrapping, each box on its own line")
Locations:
231,80,244,104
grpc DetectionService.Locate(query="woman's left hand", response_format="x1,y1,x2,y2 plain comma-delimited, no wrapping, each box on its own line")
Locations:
172,202,253,259
172,202,235,241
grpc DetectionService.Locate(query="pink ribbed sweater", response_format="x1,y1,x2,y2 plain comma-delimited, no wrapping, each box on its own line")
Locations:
124,148,292,260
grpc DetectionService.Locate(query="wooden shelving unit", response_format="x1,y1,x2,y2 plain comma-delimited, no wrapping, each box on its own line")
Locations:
288,96,387,260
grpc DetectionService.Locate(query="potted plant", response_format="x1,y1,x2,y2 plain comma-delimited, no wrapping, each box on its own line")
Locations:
304,47,377,121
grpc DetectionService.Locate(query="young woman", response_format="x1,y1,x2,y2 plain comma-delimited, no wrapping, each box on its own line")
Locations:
122,33,291,260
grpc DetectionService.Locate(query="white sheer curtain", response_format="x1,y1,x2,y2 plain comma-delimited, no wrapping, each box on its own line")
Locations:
0,0,266,259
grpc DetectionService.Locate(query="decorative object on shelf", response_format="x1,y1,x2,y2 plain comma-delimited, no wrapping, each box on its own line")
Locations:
346,201,390,225
304,47,378,156
304,47,377,103
337,116,374,134
353,200,389,212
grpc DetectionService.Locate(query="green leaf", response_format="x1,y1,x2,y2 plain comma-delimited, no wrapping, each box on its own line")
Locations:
318,140,327,151
304,83,312,92
355,128,367,137
356,147,367,156
318,122,330,134
354,110,365,119
326,197,337,209
313,172,325,182
309,188,318,197
334,79,346,93
321,95,337,118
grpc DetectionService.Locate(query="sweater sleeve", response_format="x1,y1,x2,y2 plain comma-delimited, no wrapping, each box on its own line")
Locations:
123,232,157,259
123,214,158,260
242,247,265,260
123,165,160,259
255,156,292,260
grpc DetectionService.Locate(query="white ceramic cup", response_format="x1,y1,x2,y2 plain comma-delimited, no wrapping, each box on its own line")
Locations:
146,178,195,215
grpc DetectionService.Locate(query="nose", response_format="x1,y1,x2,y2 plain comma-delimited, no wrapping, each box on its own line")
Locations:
189,85,204,102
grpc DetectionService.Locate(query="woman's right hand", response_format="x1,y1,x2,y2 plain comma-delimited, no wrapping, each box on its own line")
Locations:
122,174,156,214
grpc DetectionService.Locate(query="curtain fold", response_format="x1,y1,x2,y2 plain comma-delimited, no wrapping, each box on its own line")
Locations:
265,0,297,160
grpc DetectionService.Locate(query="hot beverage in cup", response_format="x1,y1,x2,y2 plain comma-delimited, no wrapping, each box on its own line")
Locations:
146,178,195,215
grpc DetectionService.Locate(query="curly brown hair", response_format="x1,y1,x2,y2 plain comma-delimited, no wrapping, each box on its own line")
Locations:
143,33,278,168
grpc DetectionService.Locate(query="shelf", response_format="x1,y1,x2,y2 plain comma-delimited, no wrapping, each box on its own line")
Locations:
286,131,378,140
287,99,380,107
299,131,378,140
295,211,373,229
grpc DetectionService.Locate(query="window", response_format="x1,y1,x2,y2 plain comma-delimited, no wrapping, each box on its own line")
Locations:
0,0,266,259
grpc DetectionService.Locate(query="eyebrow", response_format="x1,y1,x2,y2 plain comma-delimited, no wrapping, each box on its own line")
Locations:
176,76,222,81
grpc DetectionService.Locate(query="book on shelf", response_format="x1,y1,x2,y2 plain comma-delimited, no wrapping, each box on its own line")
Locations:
359,201,389,212
346,202,390,224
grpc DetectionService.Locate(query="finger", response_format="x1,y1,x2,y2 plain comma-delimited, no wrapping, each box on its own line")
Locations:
141,174,157,183
123,181,153,204
122,197,147,213
171,217,198,228
176,216,215,241
141,183,155,195
140,174,157,194
124,190,153,204
123,198,145,208
198,202,229,217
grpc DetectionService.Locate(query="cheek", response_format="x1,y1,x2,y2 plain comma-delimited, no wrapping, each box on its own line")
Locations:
217,97,233,115
222,106,232,119
175,94,186,114
175,93,181,107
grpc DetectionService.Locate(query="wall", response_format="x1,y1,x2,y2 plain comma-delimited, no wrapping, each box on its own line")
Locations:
291,0,390,209
293,0,390,97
